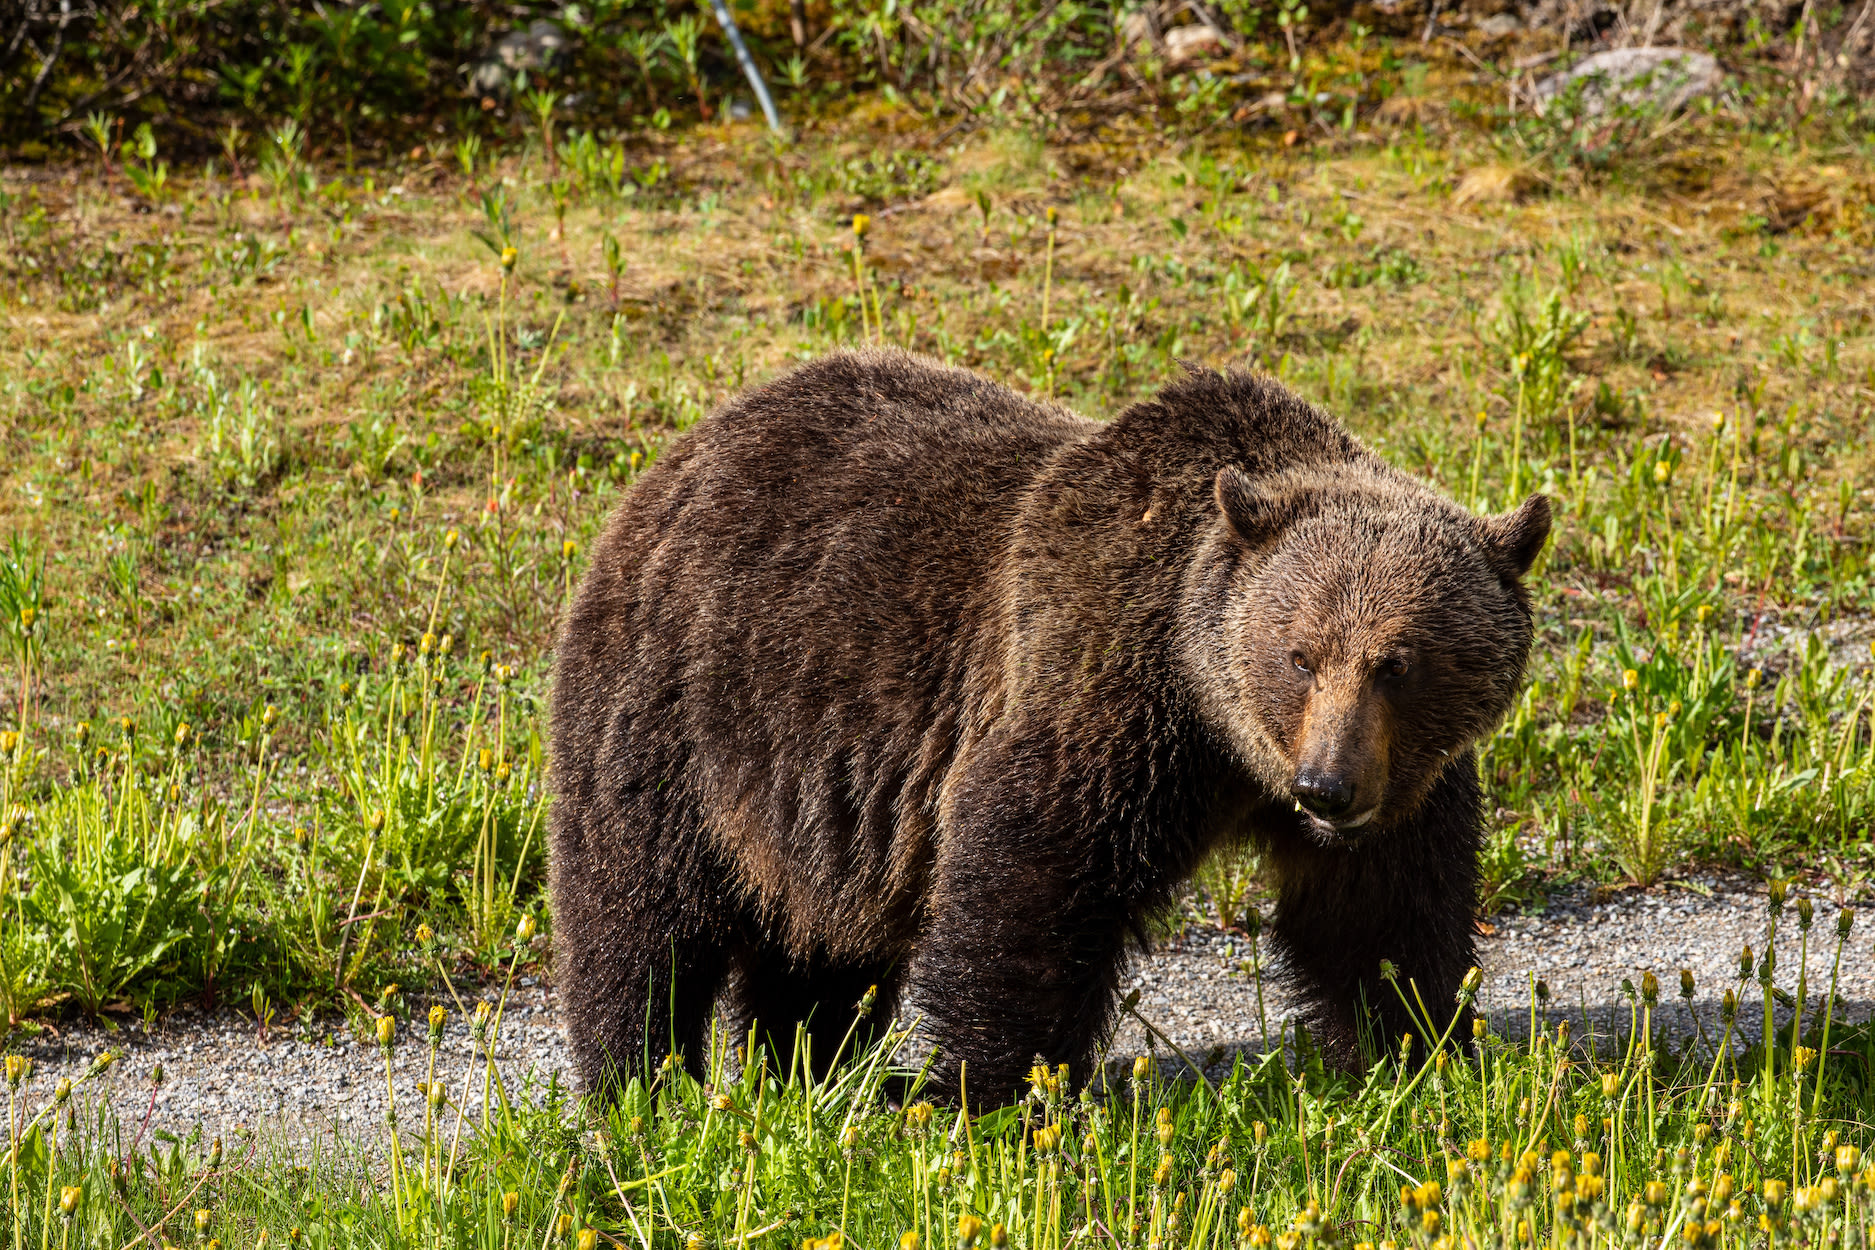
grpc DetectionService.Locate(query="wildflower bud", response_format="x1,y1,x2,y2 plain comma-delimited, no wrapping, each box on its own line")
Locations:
1653,710,1668,730
376,1014,396,1051
1253,1121,1268,1148
120,717,136,739
293,825,309,849
1641,972,1659,1006
578,1231,598,1250
1746,667,1763,689
516,915,538,945
289,1230,302,1246
4,1055,27,1089
1474,410,1488,431
1737,943,1753,979
563,540,577,561
1646,1181,1670,1207
478,748,494,773
1573,1113,1588,1140
1763,1180,1787,1209
1679,968,1695,1000
1793,1046,1816,1072
1653,460,1671,484
495,761,511,782
261,704,277,729
1153,1157,1172,1188
958,1215,984,1248
1536,979,1549,1003
502,1192,519,1222
428,1004,447,1043
1132,1055,1149,1080
1460,966,1483,997
439,634,454,656
852,213,871,239
1696,603,1713,624
444,528,461,550
54,1077,70,1104
174,722,191,747
368,810,385,834
75,722,89,746
1768,878,1786,915
196,1209,213,1235
1622,669,1639,692
151,1062,164,1086
415,923,434,947
500,247,518,271
59,1186,79,1220
419,632,436,656
1836,908,1854,939
1837,1145,1861,1177
1796,896,1813,931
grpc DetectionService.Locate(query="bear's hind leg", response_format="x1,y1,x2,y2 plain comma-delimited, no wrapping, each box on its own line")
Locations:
553,780,734,1092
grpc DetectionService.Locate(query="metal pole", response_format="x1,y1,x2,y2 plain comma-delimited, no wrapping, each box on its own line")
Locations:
706,0,783,133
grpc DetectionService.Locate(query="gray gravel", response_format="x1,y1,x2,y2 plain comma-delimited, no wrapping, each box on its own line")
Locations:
12,876,1871,1144
1113,874,1873,1073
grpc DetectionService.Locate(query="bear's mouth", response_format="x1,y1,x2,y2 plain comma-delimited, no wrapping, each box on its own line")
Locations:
1301,807,1379,840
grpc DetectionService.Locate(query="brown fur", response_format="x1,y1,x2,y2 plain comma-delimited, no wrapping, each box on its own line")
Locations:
549,349,1548,1104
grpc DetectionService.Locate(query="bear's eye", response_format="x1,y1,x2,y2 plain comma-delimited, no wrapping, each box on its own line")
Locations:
1382,655,1412,679
1290,651,1313,676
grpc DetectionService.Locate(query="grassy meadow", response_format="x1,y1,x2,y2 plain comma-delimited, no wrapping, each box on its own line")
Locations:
2,9,1875,1243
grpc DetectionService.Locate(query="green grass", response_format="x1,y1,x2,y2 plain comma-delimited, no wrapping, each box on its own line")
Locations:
6,969,1875,1250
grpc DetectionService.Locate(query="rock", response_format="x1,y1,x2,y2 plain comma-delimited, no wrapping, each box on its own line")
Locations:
1452,162,1539,206
468,20,572,96
1480,12,1524,37
1533,47,1721,118
1164,23,1227,63
920,186,975,213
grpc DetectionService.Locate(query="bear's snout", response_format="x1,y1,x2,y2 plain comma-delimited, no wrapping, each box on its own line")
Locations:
1290,768,1357,821
1288,678,1390,833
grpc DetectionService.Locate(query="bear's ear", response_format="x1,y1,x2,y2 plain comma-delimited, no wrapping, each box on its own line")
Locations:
1214,466,1314,544
1477,493,1552,578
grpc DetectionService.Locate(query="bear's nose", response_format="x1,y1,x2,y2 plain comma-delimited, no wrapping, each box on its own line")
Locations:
1291,770,1356,821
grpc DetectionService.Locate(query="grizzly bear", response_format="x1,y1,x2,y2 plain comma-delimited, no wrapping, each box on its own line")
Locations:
550,349,1548,1104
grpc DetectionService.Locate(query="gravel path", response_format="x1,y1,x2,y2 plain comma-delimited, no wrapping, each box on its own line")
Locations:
13,876,1871,1146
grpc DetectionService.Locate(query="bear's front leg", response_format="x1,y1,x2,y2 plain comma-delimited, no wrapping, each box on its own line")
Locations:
1266,755,1484,1070
908,736,1140,1108
908,873,1131,1108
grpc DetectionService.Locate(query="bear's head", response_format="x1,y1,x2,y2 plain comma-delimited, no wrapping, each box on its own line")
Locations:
1189,463,1550,842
